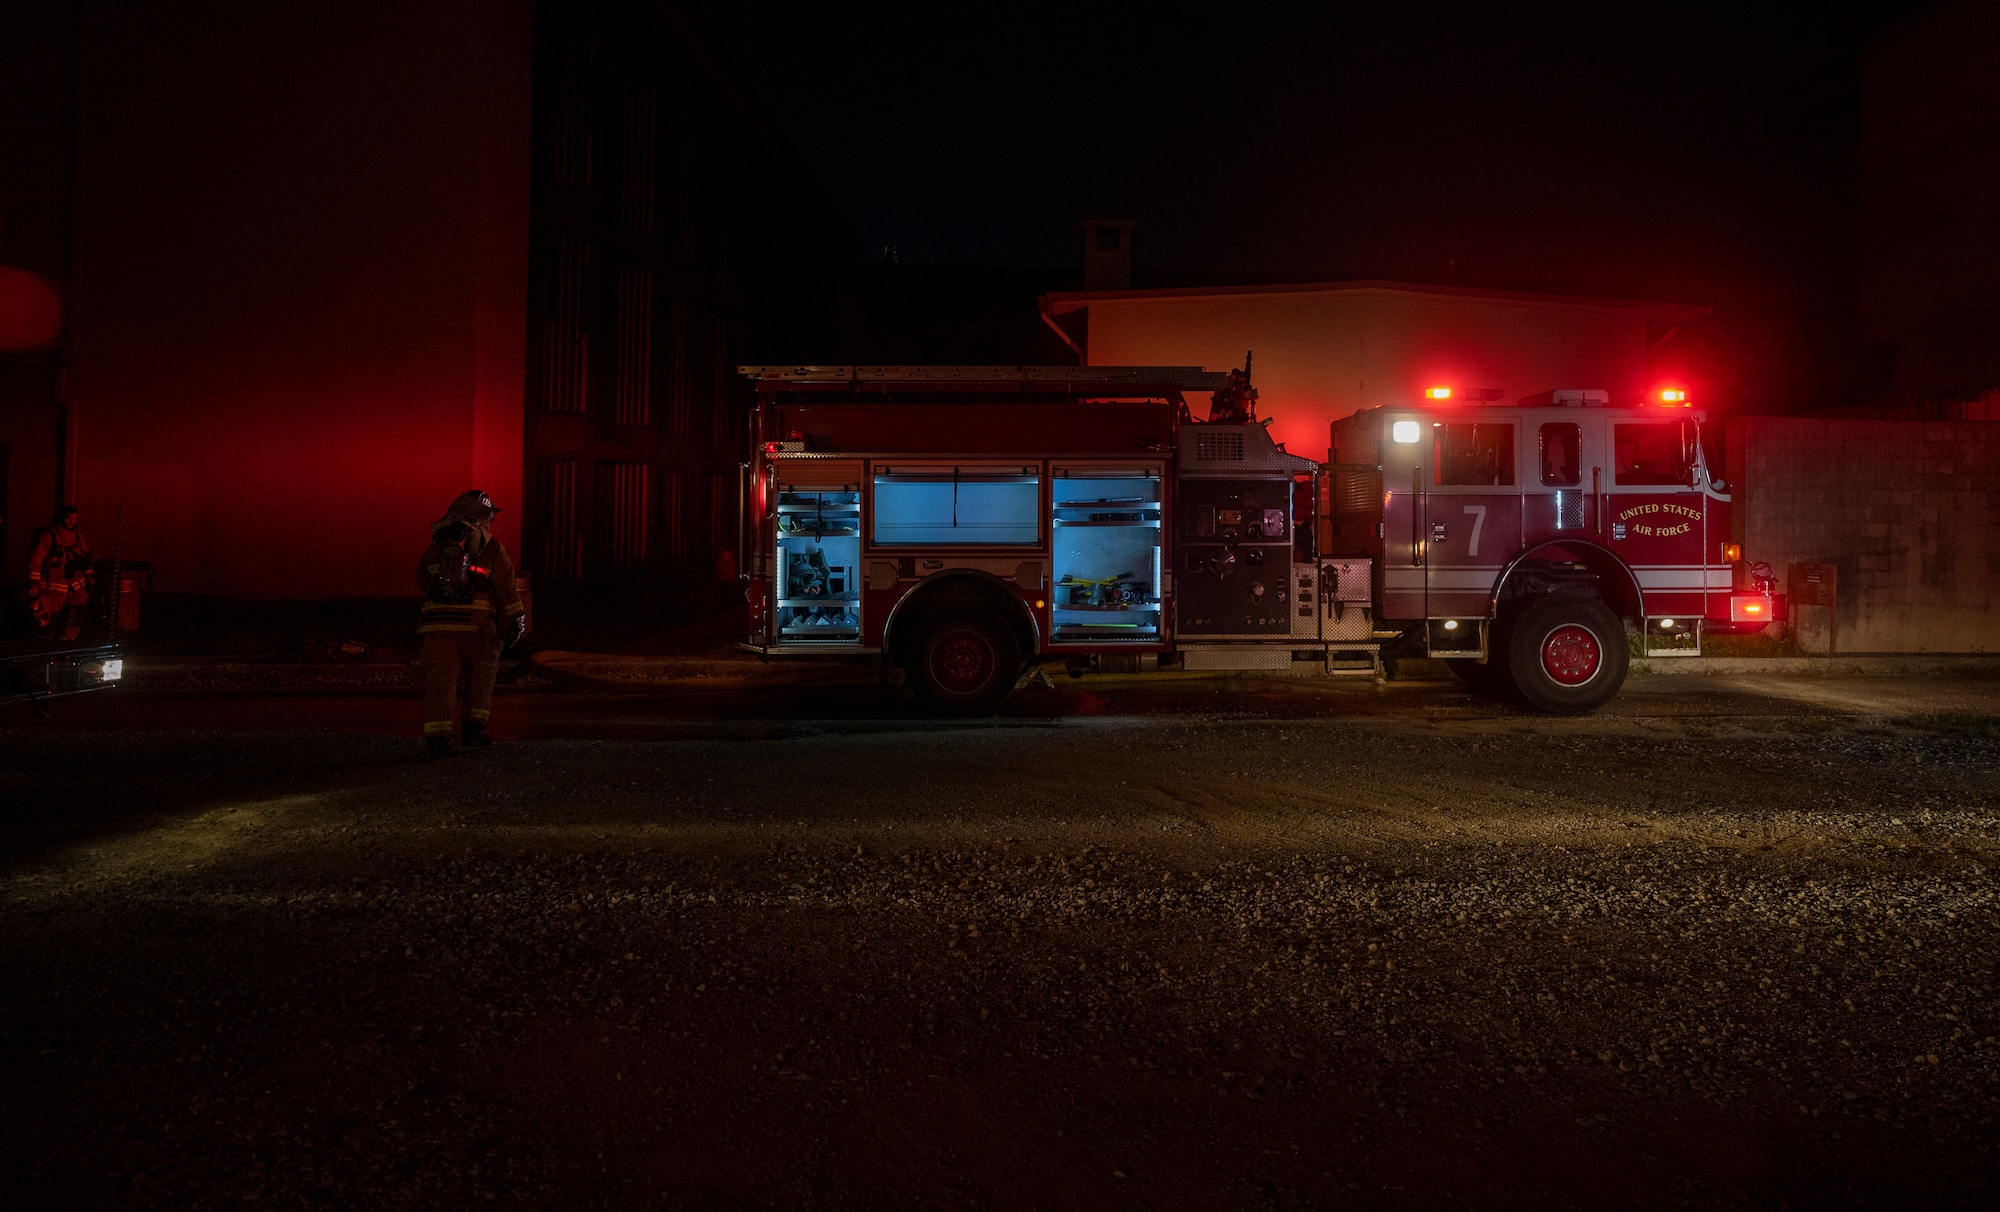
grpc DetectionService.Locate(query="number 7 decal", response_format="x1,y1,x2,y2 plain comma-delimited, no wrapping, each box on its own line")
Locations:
1463,504,1486,557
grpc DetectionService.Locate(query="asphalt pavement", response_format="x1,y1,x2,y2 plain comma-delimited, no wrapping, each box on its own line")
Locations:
3,673,1997,1209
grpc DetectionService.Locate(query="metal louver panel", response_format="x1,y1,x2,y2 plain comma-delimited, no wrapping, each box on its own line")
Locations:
551,12,593,189
705,473,729,559
663,471,690,560
665,299,691,435
535,458,585,582
1334,466,1382,514
614,269,652,426
1195,431,1244,462
708,319,732,443
595,462,652,570
542,235,590,414
618,83,656,234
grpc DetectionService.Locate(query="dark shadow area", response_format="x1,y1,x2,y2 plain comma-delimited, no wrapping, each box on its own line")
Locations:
2,703,1995,1208
0,724,420,870
111,574,747,661
126,594,424,658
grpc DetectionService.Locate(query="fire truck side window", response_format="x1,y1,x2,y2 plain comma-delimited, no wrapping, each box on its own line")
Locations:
1539,423,1581,486
1432,423,1515,487
1614,423,1691,486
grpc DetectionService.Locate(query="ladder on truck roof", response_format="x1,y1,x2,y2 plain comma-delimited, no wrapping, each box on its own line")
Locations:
740,365,1231,391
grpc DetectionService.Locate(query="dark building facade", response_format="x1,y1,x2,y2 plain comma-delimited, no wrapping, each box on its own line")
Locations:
522,2,855,586
0,0,854,602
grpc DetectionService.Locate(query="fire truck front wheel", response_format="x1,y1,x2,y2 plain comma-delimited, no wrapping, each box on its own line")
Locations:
1500,594,1629,714
909,608,1021,716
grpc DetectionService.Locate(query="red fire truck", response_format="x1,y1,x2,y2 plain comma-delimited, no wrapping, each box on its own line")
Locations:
738,365,1778,714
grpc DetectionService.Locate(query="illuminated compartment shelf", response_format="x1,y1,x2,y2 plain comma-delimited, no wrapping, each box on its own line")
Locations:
1053,519,1160,528
1054,603,1160,612
778,525,858,538
777,597,860,608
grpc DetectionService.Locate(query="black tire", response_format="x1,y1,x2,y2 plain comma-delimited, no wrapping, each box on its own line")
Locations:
909,608,1021,716
1499,594,1629,714
1444,658,1506,694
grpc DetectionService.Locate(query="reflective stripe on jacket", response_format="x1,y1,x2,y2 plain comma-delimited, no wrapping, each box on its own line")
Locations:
29,528,89,589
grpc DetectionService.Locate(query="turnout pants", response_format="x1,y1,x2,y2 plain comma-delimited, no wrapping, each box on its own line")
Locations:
34,583,87,641
422,629,500,738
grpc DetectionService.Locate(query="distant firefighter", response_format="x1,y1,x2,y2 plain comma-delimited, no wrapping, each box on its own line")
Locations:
416,490,525,759
27,505,91,642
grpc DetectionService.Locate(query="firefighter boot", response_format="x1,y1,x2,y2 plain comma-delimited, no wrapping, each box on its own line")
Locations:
425,736,452,760
462,719,493,750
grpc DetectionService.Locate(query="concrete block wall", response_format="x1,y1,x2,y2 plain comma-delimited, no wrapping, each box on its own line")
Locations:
1728,417,2000,652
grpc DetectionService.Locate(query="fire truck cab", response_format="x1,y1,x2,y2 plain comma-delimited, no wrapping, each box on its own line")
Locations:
1325,387,1778,710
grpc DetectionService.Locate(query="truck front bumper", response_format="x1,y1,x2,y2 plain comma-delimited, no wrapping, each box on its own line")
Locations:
1,643,124,707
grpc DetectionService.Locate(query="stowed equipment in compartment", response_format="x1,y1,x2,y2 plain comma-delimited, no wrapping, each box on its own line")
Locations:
1049,467,1163,643
775,488,861,640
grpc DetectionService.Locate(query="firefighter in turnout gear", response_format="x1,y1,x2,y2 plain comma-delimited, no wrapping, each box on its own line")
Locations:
28,506,91,641
417,490,525,759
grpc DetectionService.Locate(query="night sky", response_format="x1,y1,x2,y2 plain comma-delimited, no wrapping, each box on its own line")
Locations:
720,0,1873,306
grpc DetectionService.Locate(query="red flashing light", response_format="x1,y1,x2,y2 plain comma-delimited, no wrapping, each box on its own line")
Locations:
1729,593,1772,623
1424,386,1452,400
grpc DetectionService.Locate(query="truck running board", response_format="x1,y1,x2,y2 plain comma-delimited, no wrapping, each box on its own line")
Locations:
1179,643,1382,677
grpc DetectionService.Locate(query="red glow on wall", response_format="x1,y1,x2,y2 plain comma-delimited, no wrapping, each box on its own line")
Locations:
0,265,63,351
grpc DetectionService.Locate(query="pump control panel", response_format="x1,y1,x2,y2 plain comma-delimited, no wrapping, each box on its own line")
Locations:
1176,479,1295,636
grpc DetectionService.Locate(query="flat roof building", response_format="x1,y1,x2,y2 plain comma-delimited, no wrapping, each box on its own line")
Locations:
1043,280,1707,456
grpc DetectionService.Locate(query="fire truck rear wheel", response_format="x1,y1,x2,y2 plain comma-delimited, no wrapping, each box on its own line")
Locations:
910,608,1021,716
1500,594,1629,714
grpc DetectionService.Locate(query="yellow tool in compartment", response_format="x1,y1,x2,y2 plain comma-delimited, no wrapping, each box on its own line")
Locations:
1056,570,1143,607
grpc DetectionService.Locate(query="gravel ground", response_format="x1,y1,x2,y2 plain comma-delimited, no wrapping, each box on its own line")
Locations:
2,684,1997,1209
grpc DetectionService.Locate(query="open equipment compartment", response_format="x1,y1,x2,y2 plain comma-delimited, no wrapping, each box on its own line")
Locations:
775,486,861,640
871,465,1040,546
1050,465,1163,644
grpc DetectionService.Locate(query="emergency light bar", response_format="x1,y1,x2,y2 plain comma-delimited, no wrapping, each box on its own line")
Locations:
1424,387,1452,400
1516,389,1610,407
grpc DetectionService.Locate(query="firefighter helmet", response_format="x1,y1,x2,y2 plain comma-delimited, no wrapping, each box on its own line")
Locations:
444,490,499,523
